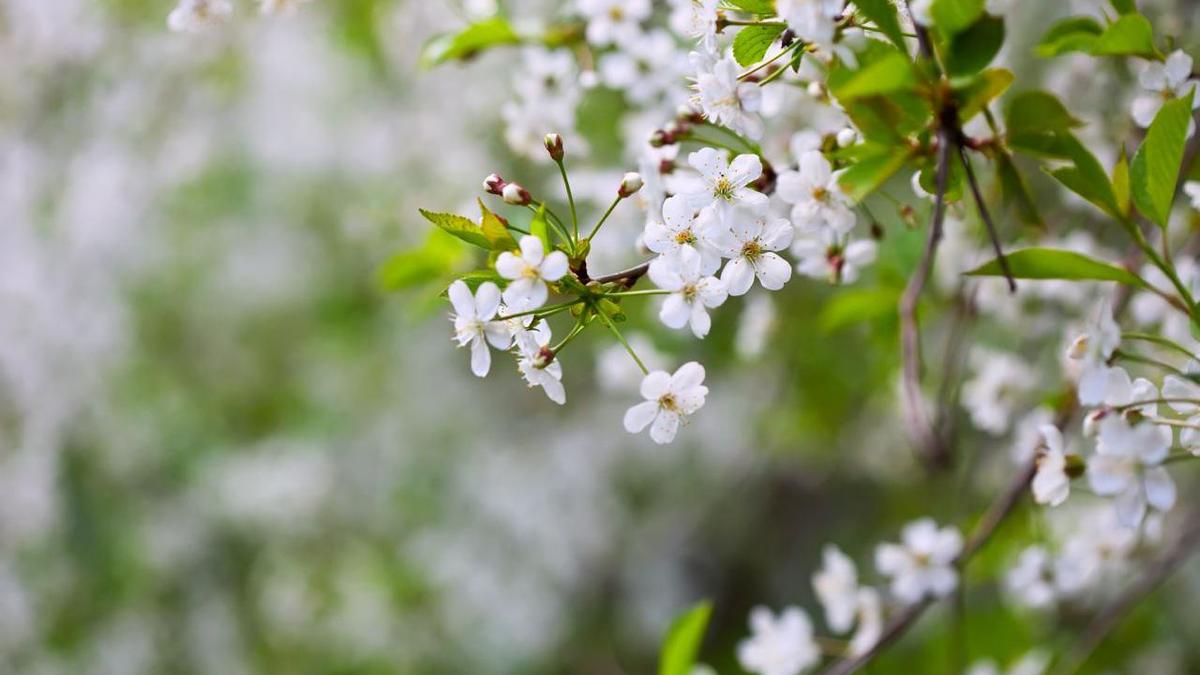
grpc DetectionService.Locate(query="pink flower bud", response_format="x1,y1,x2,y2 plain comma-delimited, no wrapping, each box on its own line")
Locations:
501,182,532,205
544,133,564,161
618,172,643,198
484,173,507,195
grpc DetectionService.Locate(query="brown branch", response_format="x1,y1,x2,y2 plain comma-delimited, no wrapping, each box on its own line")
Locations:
1052,514,1200,675
958,144,1016,293
591,261,651,286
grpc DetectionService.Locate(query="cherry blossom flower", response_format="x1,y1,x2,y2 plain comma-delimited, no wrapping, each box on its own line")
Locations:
167,0,232,31
875,519,962,605
1004,546,1057,609
513,323,565,405
1132,50,1200,130
1161,373,1200,414
623,362,708,444
792,231,876,285
648,248,728,338
776,151,856,235
599,30,687,105
718,207,794,296
644,194,724,274
683,148,768,229
1067,303,1121,406
495,235,569,310
692,57,764,139
847,588,882,657
777,0,841,49
577,0,650,46
1032,425,1072,507
259,0,310,15
962,349,1037,435
669,0,720,53
448,280,512,377
813,545,858,633
736,606,820,675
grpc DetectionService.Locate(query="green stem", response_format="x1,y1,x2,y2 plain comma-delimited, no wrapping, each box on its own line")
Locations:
496,298,582,322
1147,417,1200,431
594,305,648,375
556,160,579,241
738,40,803,81
1113,350,1188,377
586,195,623,241
605,289,669,298
1113,398,1200,412
698,121,762,155
528,203,573,249
1121,332,1198,362
551,318,586,352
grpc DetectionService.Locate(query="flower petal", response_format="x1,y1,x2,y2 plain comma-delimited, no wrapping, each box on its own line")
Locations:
649,409,681,444
754,252,793,291
540,250,569,281
623,401,659,433
448,280,475,318
640,370,673,400
469,338,490,377
722,256,755,296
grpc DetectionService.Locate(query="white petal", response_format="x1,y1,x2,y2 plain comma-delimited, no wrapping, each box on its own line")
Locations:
1114,484,1147,527
469,339,491,377
640,370,673,400
540,250,569,281
518,234,545,265
474,282,501,320
448,280,475,318
722,257,755,296
648,255,685,290
659,294,692,329
670,361,706,391
649,409,681,443
495,252,525,280
1144,466,1177,512
689,303,711,338
1162,375,1200,413
624,401,659,433
754,252,793,290
688,146,724,180
728,153,763,187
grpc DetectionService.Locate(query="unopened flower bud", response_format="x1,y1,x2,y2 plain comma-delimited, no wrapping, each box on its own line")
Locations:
836,127,858,148
544,133,564,161
649,129,675,147
535,346,556,369
502,182,532,205
618,172,643,198
484,173,507,195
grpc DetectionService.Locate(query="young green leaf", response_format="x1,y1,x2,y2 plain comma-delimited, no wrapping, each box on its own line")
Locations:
838,145,912,202
477,199,518,250
966,247,1148,288
1004,91,1083,135
832,52,915,101
954,68,1013,121
659,601,712,675
853,0,908,51
378,230,466,292
1112,146,1131,218
419,17,521,68
1110,0,1137,13
1132,90,1194,228
529,204,550,250
1036,17,1103,57
944,15,1005,77
732,23,787,67
996,152,1044,227
725,0,775,14
419,208,491,249
1091,13,1158,59
930,0,984,35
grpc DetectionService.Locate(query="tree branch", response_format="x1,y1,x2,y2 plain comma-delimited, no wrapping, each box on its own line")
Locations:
958,144,1016,293
591,261,651,286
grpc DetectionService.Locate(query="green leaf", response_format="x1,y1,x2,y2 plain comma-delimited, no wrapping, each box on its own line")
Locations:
530,204,550,250
1014,131,1120,216
732,23,787,67
838,145,911,202
1004,91,1083,135
419,208,491,249
853,0,908,51
996,152,1043,227
419,17,521,68
944,15,1005,77
830,49,915,101
931,0,984,35
918,154,965,202
1111,0,1137,13
953,68,1013,121
1113,146,1131,218
659,601,712,675
725,0,775,14
477,199,519,250
819,286,902,332
378,230,466,291
1132,90,1194,228
1091,14,1158,59
1036,17,1103,57
966,247,1148,288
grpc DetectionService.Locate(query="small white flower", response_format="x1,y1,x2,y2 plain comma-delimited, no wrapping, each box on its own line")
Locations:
692,57,764,139
577,0,650,46
513,322,565,405
669,0,720,52
875,518,963,605
847,588,882,658
1161,373,1200,413
683,147,768,228
736,606,820,675
624,362,709,444
599,30,687,104
813,545,858,634
1004,546,1057,610
777,151,856,235
718,207,794,296
1068,303,1121,406
1032,425,1072,507
259,0,310,15
495,235,570,310
448,280,513,377
644,194,725,274
1132,50,1200,130
792,230,876,285
776,0,841,49
962,349,1037,435
167,0,232,31
648,248,728,339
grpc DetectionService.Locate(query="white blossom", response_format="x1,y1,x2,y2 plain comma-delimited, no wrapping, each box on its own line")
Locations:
648,248,728,338
776,151,856,235
737,606,820,675
776,0,841,49
495,235,570,310
1067,303,1121,406
644,194,725,274
577,0,651,46
812,545,858,633
962,349,1037,435
1004,546,1057,610
683,147,768,229
718,207,794,296
1032,425,1072,507
624,362,708,444
448,280,513,377
692,56,764,139
167,0,232,32
875,518,962,605
792,230,876,285
1132,50,1200,130
669,0,720,53
514,323,565,405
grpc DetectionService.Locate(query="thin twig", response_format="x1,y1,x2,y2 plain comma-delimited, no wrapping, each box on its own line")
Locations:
592,261,651,286
1052,514,1200,675
958,144,1016,293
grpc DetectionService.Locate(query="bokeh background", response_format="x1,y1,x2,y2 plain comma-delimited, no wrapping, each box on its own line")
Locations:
3,1,1200,673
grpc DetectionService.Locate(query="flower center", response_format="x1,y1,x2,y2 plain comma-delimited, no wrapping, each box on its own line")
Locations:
741,240,763,261
713,176,735,200
681,283,699,302
659,393,679,412
608,6,624,20
811,186,829,202
675,229,697,246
